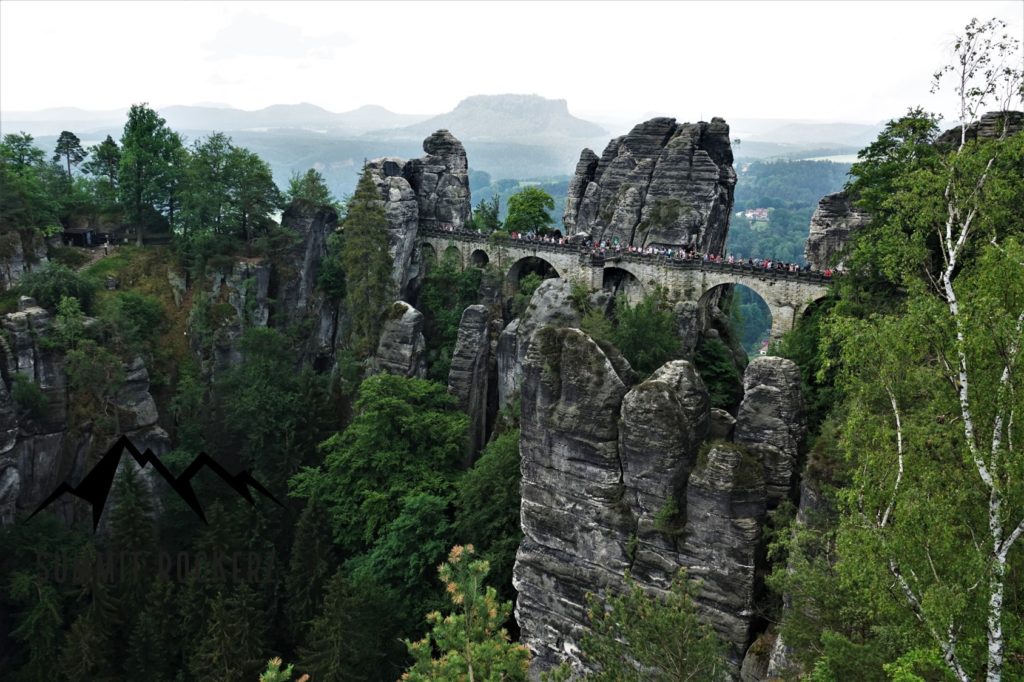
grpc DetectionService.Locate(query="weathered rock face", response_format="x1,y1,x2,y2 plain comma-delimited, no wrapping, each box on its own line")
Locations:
735,357,806,508
496,279,585,409
366,130,471,297
373,301,427,379
804,191,870,271
563,117,736,253
190,260,273,373
515,348,808,677
513,327,637,671
619,361,707,592
0,228,48,292
935,109,1024,146
447,305,494,457
0,299,168,526
681,444,767,661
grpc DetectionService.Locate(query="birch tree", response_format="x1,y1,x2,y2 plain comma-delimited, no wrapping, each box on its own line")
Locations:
819,17,1024,681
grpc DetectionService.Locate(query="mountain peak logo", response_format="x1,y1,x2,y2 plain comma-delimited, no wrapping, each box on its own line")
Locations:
28,436,282,530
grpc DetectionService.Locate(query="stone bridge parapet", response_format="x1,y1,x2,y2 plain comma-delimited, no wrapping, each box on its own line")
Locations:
418,228,831,340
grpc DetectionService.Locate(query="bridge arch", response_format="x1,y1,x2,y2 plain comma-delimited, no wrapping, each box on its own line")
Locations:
420,243,438,270
601,266,645,305
470,248,490,268
505,256,560,294
698,283,774,355
442,244,463,270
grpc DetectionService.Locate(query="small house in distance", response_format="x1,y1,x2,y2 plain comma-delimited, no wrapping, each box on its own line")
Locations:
62,227,97,247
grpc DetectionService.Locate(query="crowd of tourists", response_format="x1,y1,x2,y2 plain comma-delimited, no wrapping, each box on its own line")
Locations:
434,225,834,276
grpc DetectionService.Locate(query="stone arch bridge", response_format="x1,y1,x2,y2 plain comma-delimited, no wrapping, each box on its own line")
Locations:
418,228,831,340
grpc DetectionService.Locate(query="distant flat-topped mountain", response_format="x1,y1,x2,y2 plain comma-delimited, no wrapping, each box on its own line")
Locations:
371,94,608,142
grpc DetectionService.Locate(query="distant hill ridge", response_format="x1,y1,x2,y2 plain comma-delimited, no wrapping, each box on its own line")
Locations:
372,94,609,142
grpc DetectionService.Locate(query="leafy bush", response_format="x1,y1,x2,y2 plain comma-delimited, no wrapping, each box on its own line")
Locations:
11,374,48,419
48,246,89,269
18,263,98,312
693,337,743,409
98,290,166,353
418,257,483,382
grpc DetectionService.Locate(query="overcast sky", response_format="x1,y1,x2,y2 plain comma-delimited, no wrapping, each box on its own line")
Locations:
2,1,1021,124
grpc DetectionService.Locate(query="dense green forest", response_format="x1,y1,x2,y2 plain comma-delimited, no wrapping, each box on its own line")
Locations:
0,18,1021,682
725,159,852,264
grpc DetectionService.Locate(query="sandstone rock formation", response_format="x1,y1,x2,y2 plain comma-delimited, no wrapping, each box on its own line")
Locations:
513,327,637,671
366,130,471,297
804,191,870,271
935,109,1024,146
0,298,168,525
447,305,495,457
0,229,48,292
563,117,736,253
735,357,806,508
373,301,427,379
514,341,807,676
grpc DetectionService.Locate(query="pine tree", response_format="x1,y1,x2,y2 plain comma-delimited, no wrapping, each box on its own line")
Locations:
125,577,180,681
402,544,530,681
340,168,393,355
188,584,267,682
8,572,64,682
284,495,335,644
298,569,401,682
52,130,85,183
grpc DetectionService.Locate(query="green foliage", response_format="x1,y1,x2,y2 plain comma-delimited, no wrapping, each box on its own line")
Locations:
7,571,65,682
96,289,165,356
292,373,466,551
570,571,728,681
10,374,48,420
285,168,338,210
298,570,402,682
52,130,86,181
471,195,502,232
188,584,267,682
18,262,98,312
504,186,556,235
455,430,523,600
418,255,483,382
212,327,332,493
125,578,181,682
693,336,743,409
259,657,307,682
611,292,680,376
773,19,1024,681
340,169,393,354
510,271,545,319
119,103,177,244
402,544,530,681
726,160,851,263
316,231,346,301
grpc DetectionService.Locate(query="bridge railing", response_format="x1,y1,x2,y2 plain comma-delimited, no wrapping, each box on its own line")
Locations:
419,227,832,285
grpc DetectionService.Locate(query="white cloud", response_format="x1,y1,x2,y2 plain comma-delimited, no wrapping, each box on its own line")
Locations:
203,11,352,60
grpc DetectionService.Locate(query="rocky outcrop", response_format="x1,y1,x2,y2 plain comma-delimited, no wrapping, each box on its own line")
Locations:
447,305,494,457
514,347,808,676
190,260,273,373
619,361,706,592
0,298,168,526
373,301,427,379
804,192,870,271
935,109,1024,146
0,228,48,292
681,444,767,662
563,117,736,254
513,327,637,672
494,279,613,410
735,357,806,508
366,130,471,297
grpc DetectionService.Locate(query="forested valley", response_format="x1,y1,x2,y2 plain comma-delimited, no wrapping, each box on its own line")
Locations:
0,17,1022,682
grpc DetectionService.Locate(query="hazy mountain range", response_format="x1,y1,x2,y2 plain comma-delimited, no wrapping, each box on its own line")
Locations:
0,94,881,198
